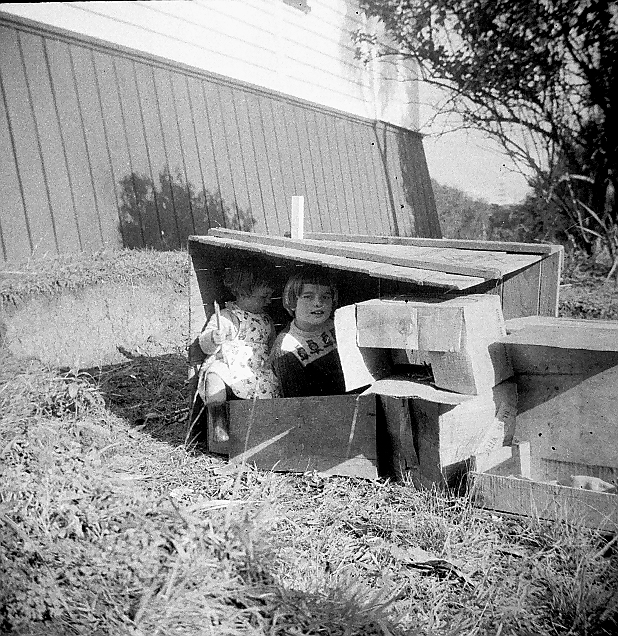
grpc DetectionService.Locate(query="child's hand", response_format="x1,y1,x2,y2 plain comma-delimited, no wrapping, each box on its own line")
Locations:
211,328,229,346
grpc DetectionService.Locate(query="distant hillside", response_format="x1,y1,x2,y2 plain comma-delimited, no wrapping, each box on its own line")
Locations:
431,179,498,240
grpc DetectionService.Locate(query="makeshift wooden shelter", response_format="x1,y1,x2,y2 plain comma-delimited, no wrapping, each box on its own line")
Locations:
187,227,563,480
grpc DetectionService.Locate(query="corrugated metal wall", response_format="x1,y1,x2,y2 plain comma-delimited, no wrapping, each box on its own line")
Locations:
0,14,441,263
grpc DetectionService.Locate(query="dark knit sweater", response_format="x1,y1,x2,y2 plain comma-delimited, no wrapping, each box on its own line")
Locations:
270,319,346,398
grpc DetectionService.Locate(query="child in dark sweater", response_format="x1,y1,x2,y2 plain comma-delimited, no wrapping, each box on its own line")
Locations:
270,267,345,397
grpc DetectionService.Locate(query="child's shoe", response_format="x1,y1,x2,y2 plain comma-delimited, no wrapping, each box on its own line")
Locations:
208,404,229,444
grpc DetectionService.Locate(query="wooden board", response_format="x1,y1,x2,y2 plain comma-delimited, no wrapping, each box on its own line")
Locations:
190,234,485,290
514,367,618,469
228,394,378,479
470,472,618,532
306,232,560,255
412,379,517,487
209,228,504,279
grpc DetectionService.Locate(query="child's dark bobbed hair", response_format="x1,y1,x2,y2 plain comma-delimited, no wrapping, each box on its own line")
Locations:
223,260,277,298
282,266,338,317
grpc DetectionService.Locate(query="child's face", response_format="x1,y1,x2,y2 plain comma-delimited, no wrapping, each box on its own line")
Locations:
293,284,333,331
236,285,273,314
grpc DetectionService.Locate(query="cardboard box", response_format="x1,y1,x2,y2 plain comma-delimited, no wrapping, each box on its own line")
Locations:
354,295,513,395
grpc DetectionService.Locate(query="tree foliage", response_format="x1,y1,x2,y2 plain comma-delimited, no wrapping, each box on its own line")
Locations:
358,0,618,276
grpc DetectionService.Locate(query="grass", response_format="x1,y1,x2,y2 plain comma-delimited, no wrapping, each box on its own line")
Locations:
1,353,616,635
1,247,617,634
0,248,188,308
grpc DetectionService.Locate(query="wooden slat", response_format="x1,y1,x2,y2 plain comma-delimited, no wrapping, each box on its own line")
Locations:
470,473,618,532
370,123,396,236
19,32,84,254
190,234,484,289
69,45,123,250
213,83,248,230
305,108,333,233
323,114,351,234
135,62,180,248
46,39,104,251
362,242,541,276
235,89,275,235
200,81,236,229
312,109,341,233
244,91,281,235
0,68,32,261
291,104,320,233
402,130,430,236
154,66,195,242
229,394,379,479
266,97,295,234
208,228,503,279
385,126,413,236
330,117,357,234
171,73,208,235
115,56,161,247
256,93,289,235
92,51,140,248
538,248,563,316
505,315,618,334
501,259,541,319
186,76,222,230
342,118,370,233
306,232,558,255
353,121,382,236
0,26,58,255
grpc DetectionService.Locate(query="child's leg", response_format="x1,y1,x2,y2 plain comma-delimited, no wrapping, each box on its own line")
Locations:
204,372,229,443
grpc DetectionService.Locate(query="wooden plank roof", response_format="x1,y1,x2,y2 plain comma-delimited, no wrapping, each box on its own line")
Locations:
191,229,550,292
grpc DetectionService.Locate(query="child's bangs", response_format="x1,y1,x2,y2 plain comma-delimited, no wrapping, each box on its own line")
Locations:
283,267,338,314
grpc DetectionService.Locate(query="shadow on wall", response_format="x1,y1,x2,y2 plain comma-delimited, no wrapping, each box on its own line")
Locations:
118,169,257,250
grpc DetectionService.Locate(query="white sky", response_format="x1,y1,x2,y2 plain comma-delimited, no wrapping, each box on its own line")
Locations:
418,82,532,205
423,130,531,205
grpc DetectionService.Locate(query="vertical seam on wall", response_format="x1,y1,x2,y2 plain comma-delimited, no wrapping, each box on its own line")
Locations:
17,31,60,255
311,110,335,233
256,95,284,234
90,48,123,243
348,119,371,234
152,67,181,246
88,49,122,245
132,61,164,244
43,39,85,251
0,59,32,257
169,73,197,235
111,56,145,247
197,80,224,228
183,75,209,230
240,91,269,234
334,119,356,233
215,85,242,230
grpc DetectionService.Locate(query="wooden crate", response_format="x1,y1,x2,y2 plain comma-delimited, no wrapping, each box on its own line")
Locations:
228,394,419,479
188,229,564,357
355,295,513,395
469,442,618,532
502,316,618,470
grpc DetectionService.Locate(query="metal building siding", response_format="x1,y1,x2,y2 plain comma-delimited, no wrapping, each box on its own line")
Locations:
0,15,440,263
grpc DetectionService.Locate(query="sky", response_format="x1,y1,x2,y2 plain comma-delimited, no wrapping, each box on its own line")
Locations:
417,82,532,206
423,130,532,205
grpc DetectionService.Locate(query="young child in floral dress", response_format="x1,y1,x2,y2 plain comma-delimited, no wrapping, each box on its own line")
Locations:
270,266,346,398
196,262,281,443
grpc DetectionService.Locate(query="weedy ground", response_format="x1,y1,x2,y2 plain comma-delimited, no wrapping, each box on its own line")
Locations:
1,248,617,635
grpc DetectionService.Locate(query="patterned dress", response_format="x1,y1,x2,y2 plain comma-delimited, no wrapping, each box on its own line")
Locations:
197,302,281,400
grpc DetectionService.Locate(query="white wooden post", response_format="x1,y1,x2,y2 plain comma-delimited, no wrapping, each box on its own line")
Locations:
291,196,304,239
